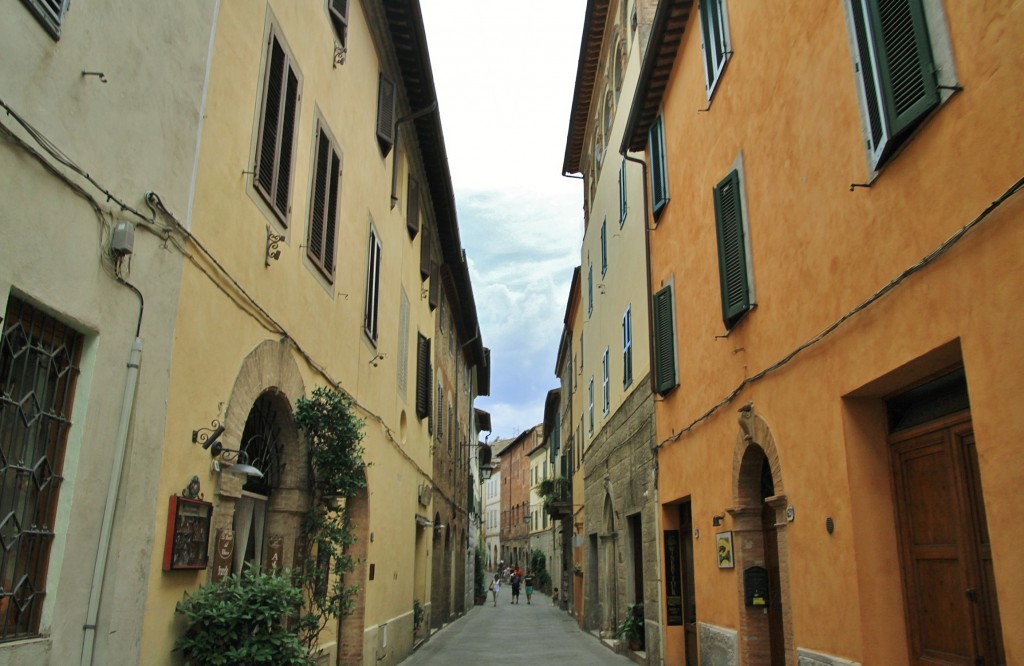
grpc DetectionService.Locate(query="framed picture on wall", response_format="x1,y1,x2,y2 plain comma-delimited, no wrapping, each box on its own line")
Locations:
163,495,213,571
716,531,734,569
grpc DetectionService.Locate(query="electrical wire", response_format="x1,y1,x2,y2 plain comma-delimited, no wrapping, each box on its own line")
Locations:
1,100,433,482
656,174,1024,450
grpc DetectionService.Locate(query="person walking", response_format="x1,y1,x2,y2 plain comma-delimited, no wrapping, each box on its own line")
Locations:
490,575,501,607
524,573,535,604
510,570,521,604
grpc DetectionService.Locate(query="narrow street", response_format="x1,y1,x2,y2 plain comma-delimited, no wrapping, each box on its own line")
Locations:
399,585,636,665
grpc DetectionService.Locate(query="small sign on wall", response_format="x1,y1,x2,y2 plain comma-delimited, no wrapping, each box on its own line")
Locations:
211,529,234,582
716,531,734,569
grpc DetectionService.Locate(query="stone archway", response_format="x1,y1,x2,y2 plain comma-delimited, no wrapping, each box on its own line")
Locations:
729,404,794,666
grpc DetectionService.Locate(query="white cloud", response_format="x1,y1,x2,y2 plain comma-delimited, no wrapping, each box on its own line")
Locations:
421,0,586,438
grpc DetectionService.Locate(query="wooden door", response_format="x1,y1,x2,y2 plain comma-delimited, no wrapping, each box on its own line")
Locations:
890,414,1005,665
762,503,785,666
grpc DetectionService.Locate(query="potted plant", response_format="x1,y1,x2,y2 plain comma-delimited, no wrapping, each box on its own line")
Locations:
615,602,645,651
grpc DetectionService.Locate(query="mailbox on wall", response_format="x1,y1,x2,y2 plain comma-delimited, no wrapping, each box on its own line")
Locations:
744,566,769,607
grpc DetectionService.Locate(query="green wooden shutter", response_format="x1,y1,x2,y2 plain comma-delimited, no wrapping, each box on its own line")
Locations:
649,116,669,216
652,285,677,395
714,169,751,329
851,0,939,165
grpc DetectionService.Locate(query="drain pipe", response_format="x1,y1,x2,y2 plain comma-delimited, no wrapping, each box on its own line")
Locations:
82,283,143,666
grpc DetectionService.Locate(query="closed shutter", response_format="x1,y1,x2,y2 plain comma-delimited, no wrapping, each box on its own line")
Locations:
428,263,439,310
307,125,341,278
407,177,420,238
652,285,677,395
713,169,751,329
420,226,432,280
376,72,396,155
416,335,431,419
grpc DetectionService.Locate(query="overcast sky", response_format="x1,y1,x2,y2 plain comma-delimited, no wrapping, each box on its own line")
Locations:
420,1,587,440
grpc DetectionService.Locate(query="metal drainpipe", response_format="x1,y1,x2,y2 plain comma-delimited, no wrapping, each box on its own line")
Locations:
81,335,142,666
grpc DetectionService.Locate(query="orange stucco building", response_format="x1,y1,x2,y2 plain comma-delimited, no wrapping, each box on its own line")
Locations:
622,1,1023,665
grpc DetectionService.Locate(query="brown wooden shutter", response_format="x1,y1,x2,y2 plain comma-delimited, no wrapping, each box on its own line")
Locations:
307,129,329,266
406,176,420,238
420,225,432,280
416,334,431,419
376,72,396,155
428,263,439,311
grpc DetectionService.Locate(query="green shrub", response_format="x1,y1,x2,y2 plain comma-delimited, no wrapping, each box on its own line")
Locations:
174,568,310,665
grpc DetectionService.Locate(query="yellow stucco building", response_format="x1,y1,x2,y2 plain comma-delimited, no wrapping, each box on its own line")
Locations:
623,1,1024,664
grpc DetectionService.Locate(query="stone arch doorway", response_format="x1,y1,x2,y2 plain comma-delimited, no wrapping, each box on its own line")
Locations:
730,405,793,666
600,491,618,636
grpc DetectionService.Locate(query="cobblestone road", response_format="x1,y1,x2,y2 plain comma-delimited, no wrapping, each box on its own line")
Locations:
398,585,636,665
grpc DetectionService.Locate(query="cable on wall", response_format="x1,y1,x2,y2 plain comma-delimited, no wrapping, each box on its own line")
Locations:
656,174,1024,450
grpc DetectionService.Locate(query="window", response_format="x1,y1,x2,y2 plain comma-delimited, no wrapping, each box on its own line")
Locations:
406,176,420,239
652,284,678,395
648,116,669,218
0,298,83,641
327,0,349,50
622,306,633,389
306,121,342,279
363,225,382,342
21,0,69,39
600,219,608,276
713,169,752,329
416,334,431,419
588,377,595,435
587,264,594,317
436,384,444,441
255,28,301,226
376,72,397,156
398,291,409,394
602,348,610,415
847,0,941,170
619,160,628,226
699,0,731,99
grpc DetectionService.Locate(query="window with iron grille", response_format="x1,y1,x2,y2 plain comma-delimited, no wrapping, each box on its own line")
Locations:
20,0,70,40
363,225,382,343
255,27,301,226
306,120,342,280
0,297,83,641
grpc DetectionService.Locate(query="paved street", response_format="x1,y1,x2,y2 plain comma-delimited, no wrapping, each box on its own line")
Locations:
399,585,635,665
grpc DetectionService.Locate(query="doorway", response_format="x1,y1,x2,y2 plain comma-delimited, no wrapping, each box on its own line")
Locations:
889,412,1005,665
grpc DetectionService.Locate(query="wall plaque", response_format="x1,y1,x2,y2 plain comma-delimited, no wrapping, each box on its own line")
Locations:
211,528,234,582
162,495,213,571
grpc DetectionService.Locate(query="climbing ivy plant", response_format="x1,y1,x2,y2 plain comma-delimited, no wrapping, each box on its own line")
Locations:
293,386,368,652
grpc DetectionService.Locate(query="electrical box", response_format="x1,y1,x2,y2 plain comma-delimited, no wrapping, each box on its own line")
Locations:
111,221,135,256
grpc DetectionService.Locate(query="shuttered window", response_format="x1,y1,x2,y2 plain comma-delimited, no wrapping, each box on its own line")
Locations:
306,122,342,280
699,0,731,98
420,225,432,280
648,116,669,218
713,170,751,329
652,285,677,396
376,72,396,156
21,0,70,40
618,160,628,227
588,378,595,435
849,0,939,169
328,0,349,48
256,29,300,226
406,176,420,239
600,219,608,276
587,264,593,317
602,348,610,415
363,226,382,343
428,263,439,311
622,306,633,389
416,334,431,420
